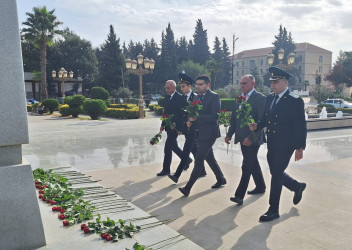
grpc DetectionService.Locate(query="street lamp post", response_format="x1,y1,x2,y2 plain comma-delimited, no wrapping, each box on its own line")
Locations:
125,54,155,118
52,67,74,99
267,49,295,68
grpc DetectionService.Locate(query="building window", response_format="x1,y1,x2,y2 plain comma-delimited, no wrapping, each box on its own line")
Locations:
319,56,323,63
250,60,255,68
260,59,263,65
299,76,301,83
236,80,239,84
299,66,301,72
242,61,244,67
236,71,239,76
242,70,244,75
260,69,263,74
319,66,323,73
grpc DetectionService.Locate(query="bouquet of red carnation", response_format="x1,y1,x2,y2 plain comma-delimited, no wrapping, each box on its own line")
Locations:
218,109,231,154
161,114,176,130
235,95,258,143
150,131,162,145
183,100,203,119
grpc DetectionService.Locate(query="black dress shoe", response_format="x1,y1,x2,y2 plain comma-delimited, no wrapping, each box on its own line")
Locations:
157,170,170,176
178,187,190,197
168,174,179,183
230,196,243,205
183,158,193,171
247,188,266,195
293,182,306,205
211,178,227,189
259,210,280,222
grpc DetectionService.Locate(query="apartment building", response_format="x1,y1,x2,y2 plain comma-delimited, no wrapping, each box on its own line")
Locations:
232,42,332,90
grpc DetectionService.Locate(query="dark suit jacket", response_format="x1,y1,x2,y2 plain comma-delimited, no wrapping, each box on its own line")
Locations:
162,91,187,131
193,89,221,141
180,91,197,134
227,89,266,145
257,90,307,150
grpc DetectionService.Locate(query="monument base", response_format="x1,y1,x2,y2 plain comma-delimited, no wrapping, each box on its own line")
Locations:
307,116,352,130
0,160,46,249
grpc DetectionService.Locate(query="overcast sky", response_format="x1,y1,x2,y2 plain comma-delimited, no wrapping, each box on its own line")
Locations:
17,0,352,62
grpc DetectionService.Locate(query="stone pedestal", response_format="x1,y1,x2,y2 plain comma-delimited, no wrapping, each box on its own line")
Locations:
0,1,46,248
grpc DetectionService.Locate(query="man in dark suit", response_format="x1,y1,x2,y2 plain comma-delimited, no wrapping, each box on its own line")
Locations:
157,80,189,176
178,75,226,196
168,73,206,183
250,66,307,222
225,74,266,205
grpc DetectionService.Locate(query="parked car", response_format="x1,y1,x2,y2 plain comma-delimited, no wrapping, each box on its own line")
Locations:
27,98,39,104
321,99,352,108
151,94,161,101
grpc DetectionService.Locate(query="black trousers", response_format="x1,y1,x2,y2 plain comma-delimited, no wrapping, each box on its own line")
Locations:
173,131,204,177
234,144,266,198
162,129,183,173
185,138,224,191
267,147,299,212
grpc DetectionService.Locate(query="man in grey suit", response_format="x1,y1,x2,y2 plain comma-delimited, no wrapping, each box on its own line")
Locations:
178,75,226,196
225,74,266,205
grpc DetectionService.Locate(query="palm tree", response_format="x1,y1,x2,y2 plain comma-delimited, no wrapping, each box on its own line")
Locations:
22,6,63,101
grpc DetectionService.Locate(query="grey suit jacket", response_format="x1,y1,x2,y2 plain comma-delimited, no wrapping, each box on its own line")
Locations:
226,89,266,145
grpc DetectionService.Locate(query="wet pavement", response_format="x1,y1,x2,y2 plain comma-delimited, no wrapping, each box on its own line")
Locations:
23,112,352,249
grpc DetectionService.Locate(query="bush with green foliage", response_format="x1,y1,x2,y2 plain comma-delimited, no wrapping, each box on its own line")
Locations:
42,98,59,114
317,104,337,113
220,99,236,112
70,95,86,107
149,104,156,111
27,104,33,112
90,86,109,100
109,103,137,109
154,105,164,116
158,96,166,107
213,89,229,98
125,109,140,119
123,98,137,104
59,104,70,117
83,99,107,120
105,108,125,118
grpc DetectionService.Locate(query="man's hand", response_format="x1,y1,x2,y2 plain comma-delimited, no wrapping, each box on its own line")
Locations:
242,138,252,147
160,126,165,132
225,137,231,144
249,123,257,131
295,149,303,161
186,121,192,128
189,117,197,122
177,131,182,135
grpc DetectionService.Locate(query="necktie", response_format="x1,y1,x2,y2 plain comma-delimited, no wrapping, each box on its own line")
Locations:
271,95,279,111
167,94,171,101
199,94,204,101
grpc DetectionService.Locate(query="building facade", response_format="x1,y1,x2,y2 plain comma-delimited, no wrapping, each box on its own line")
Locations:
232,42,332,91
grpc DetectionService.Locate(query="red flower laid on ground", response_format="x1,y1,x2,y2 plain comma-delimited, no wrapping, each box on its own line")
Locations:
101,233,107,239
63,220,69,226
81,224,87,230
83,227,90,234
106,235,112,241
60,209,66,214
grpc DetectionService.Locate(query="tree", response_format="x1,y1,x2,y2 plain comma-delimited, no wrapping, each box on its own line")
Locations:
221,38,232,87
176,60,209,82
325,51,352,87
212,37,222,62
96,25,125,92
47,29,98,95
192,19,210,65
206,59,222,89
176,36,189,64
22,6,63,100
21,37,40,71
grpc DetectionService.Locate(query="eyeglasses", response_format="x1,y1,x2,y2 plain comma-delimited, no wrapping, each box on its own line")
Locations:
195,83,205,86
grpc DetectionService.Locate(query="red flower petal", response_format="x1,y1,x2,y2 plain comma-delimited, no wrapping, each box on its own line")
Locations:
81,224,87,230
63,220,69,226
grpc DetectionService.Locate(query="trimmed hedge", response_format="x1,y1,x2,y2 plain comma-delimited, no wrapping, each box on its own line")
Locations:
154,105,164,116
317,104,336,113
42,98,59,114
27,104,33,112
109,103,137,109
90,87,109,100
59,104,70,117
83,99,107,120
158,96,166,107
336,108,352,114
149,104,156,111
220,98,236,112
104,108,141,119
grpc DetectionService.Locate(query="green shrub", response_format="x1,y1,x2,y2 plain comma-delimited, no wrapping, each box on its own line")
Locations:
105,108,125,118
68,107,82,118
109,104,137,109
90,86,109,100
27,104,33,112
154,105,164,116
149,104,156,111
336,108,352,114
83,99,107,120
317,104,336,113
125,109,140,119
59,104,70,117
70,95,86,108
63,96,73,105
220,99,236,112
123,98,137,104
158,96,166,107
42,98,59,114
214,89,229,98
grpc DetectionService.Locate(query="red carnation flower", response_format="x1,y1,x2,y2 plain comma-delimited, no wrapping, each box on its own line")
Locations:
60,209,66,214
46,199,51,203
56,206,62,210
41,197,46,201
63,220,69,226
53,194,57,197
83,227,90,234
39,186,43,190
58,214,65,220
39,190,44,194
223,109,226,112
50,201,55,205
106,235,112,241
81,224,87,230
165,114,169,118
52,207,57,212
150,141,155,145
192,101,196,105
35,181,40,184
39,195,43,199
43,185,48,188
101,233,107,239
197,100,202,104
162,115,165,118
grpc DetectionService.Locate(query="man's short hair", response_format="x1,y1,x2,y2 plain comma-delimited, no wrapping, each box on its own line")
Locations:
166,80,176,87
196,75,210,84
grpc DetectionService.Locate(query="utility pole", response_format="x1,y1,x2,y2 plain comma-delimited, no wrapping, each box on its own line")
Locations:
232,33,239,85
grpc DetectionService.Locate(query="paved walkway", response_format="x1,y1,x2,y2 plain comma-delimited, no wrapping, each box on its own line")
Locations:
24,112,352,249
